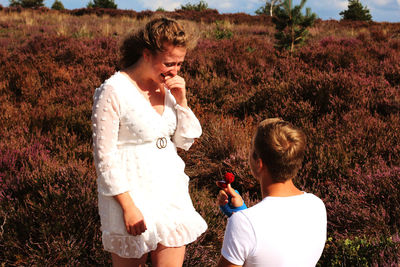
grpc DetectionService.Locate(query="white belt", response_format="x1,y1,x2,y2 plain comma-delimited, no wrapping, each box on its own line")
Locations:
117,137,170,149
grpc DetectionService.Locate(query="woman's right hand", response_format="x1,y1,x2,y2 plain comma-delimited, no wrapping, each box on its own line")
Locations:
123,205,147,236
113,192,147,236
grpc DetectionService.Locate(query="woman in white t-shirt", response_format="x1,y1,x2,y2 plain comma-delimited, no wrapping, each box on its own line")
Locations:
217,118,327,267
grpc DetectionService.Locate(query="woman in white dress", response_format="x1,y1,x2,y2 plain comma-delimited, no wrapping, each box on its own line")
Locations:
91,17,207,266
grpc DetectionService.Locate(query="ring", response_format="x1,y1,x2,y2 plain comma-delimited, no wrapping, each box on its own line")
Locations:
156,137,167,149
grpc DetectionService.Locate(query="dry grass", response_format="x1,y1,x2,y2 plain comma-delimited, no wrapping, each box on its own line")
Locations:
0,10,270,41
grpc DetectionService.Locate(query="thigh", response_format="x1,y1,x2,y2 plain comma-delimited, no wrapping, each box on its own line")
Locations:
111,252,148,267
150,243,186,267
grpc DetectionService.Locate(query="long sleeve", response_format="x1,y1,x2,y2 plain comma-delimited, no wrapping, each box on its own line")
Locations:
92,84,129,196
172,104,202,151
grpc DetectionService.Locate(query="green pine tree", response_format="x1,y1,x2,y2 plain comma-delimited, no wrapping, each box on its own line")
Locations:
87,0,117,9
51,0,64,10
255,0,284,16
340,0,372,21
180,0,209,11
272,0,316,53
9,0,44,8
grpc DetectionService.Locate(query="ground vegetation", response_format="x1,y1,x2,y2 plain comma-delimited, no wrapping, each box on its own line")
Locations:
0,7,399,266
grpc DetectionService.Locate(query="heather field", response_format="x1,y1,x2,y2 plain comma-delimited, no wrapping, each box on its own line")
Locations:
1,7,400,266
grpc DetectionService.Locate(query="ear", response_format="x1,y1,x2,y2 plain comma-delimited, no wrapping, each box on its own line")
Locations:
142,48,151,62
254,157,264,176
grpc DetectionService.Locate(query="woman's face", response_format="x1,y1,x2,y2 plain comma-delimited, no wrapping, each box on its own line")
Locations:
146,43,187,84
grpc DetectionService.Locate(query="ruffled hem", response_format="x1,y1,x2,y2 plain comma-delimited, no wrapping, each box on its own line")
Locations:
102,231,159,258
156,211,208,248
102,212,207,258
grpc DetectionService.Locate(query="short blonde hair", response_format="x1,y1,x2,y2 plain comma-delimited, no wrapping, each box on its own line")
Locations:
120,17,189,68
253,118,306,182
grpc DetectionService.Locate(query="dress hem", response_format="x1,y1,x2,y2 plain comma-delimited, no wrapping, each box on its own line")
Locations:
102,222,207,259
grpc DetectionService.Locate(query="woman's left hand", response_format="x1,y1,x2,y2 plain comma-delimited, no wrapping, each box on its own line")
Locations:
165,75,188,108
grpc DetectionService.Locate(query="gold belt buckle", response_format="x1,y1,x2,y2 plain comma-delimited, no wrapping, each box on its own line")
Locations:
156,137,167,149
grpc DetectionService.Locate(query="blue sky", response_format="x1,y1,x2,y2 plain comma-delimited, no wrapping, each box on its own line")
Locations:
1,0,399,22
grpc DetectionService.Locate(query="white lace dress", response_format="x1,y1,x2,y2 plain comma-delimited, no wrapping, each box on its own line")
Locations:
91,72,207,258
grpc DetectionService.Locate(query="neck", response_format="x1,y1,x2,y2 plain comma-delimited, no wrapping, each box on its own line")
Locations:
124,59,161,93
259,174,303,198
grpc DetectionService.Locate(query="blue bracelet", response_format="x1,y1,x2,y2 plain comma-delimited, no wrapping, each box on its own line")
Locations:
219,190,247,217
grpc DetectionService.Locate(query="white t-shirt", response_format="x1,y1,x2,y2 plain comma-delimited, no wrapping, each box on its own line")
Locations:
221,192,327,267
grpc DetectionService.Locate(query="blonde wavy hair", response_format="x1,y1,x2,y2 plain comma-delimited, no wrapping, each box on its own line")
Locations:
120,17,194,68
253,118,306,182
